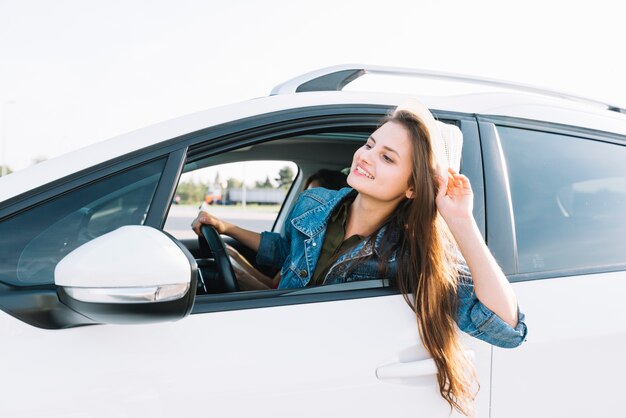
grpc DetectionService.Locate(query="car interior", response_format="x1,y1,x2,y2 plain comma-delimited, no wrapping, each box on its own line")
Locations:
169,130,370,295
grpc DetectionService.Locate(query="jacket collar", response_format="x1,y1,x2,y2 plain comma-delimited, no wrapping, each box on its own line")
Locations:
291,187,354,237
291,187,402,262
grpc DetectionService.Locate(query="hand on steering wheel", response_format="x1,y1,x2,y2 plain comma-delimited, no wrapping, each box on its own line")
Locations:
199,224,239,293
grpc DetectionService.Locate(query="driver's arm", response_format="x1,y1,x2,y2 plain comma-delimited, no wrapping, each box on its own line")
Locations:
226,245,278,289
191,211,261,252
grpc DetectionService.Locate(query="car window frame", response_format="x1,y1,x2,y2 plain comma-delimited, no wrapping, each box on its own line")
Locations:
0,104,484,328
478,115,626,283
168,107,485,315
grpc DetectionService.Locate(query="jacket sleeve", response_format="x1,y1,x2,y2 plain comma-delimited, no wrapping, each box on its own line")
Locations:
256,230,290,268
455,260,528,348
256,197,298,269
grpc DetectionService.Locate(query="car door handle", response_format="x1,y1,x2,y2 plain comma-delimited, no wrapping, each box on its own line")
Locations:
376,359,437,379
376,350,474,380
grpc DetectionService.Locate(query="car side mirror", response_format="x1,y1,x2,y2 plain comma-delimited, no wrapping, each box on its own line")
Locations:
55,225,197,325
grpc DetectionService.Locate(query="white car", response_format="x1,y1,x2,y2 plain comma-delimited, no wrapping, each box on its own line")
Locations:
1,65,625,417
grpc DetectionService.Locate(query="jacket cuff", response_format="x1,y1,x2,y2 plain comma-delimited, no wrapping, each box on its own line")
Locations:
256,231,282,267
470,303,528,348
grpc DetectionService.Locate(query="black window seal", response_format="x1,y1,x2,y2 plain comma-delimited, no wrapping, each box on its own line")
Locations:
507,263,626,283
192,282,399,315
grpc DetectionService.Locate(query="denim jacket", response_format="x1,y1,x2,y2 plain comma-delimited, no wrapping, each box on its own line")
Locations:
257,187,527,348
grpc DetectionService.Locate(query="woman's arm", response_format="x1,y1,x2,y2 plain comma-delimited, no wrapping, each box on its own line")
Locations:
436,169,519,328
191,207,294,273
226,244,279,289
191,211,261,252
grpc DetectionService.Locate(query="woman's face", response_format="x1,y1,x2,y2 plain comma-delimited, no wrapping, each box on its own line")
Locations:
347,121,414,205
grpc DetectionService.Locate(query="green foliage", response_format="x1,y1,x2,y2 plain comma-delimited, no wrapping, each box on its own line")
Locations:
255,175,274,189
175,181,207,205
226,177,243,188
213,171,222,187
275,165,294,189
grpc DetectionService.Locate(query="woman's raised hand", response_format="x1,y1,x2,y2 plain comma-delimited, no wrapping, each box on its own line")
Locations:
435,168,474,227
191,211,231,236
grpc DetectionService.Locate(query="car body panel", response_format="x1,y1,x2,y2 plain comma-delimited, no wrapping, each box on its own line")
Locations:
0,294,491,418
492,271,626,417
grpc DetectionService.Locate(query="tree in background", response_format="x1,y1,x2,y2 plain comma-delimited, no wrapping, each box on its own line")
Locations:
255,175,274,189
275,166,294,190
213,171,222,188
175,181,207,205
226,177,243,189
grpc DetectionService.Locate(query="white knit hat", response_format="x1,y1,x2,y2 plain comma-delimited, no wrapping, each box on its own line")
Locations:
395,98,463,181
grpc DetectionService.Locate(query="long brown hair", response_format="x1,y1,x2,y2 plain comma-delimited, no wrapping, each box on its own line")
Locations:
384,110,477,415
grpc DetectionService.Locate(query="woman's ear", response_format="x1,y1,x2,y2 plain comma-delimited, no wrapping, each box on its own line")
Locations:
405,187,415,199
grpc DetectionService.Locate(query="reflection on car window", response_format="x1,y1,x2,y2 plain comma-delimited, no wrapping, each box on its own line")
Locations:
498,126,626,273
165,161,298,240
0,158,166,286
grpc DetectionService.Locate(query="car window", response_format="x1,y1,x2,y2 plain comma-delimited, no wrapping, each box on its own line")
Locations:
0,158,166,286
498,126,626,273
164,161,298,240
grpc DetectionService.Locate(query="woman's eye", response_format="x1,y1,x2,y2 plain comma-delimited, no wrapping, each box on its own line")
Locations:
382,154,393,163
364,143,372,150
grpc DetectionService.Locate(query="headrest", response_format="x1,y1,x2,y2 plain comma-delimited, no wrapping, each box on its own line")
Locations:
394,98,463,181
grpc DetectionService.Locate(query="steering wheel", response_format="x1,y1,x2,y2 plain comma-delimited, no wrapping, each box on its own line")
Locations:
200,224,239,292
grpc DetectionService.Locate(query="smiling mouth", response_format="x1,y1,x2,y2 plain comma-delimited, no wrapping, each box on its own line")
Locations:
356,165,375,179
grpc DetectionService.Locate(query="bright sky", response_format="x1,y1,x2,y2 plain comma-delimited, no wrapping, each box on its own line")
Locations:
1,0,625,180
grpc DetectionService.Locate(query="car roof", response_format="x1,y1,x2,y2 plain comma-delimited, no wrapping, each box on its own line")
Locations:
2,69,626,203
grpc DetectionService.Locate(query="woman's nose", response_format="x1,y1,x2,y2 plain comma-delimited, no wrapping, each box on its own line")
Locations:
360,147,373,164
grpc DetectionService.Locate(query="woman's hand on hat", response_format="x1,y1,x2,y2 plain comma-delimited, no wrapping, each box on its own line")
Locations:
436,168,474,226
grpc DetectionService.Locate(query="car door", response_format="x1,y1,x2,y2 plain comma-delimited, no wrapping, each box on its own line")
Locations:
480,119,626,418
0,286,493,418
0,108,493,418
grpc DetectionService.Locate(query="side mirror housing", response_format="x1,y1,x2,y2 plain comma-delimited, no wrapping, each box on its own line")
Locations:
55,226,197,324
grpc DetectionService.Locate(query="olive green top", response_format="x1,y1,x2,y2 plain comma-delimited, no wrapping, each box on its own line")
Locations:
310,193,362,286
